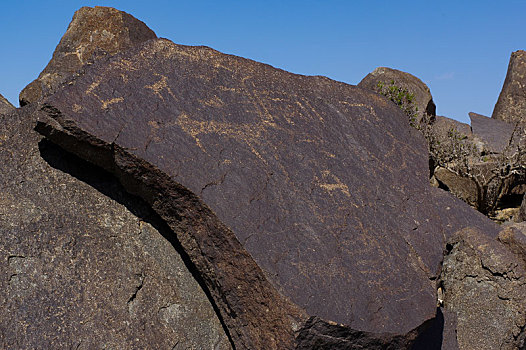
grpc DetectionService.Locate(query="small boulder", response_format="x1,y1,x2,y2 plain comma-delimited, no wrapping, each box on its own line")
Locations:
431,116,471,137
358,67,436,125
433,166,478,207
19,6,157,106
492,50,526,125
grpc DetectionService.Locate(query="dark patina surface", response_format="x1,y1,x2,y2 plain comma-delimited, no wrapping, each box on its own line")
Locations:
37,38,499,348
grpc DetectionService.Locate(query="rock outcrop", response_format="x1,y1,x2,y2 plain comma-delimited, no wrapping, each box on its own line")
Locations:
492,50,526,126
35,36,499,348
358,67,436,125
0,105,231,349
0,94,14,114
19,6,156,106
441,227,526,350
469,112,516,154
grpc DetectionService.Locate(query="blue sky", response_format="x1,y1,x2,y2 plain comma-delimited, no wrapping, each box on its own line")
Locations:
1,1,524,123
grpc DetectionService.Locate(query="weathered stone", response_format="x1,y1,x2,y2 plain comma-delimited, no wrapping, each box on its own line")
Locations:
0,94,14,115
492,50,526,125
441,227,526,350
0,105,230,348
469,112,516,153
433,167,478,207
432,116,471,138
36,37,499,348
498,221,526,259
19,6,156,106
358,67,436,124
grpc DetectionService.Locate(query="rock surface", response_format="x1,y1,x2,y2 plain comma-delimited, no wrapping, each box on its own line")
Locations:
0,105,231,348
358,67,436,124
431,116,471,138
441,227,526,350
36,37,499,348
469,112,516,153
0,94,14,114
19,6,156,106
433,167,478,207
492,50,526,125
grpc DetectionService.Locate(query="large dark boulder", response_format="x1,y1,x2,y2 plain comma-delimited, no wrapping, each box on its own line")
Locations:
19,6,156,106
0,105,231,348
492,50,526,126
0,94,14,115
36,37,498,348
358,67,436,125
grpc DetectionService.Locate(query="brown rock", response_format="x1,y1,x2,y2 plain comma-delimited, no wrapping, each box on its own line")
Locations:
432,116,471,137
19,6,156,106
36,37,499,348
0,94,14,114
0,105,231,348
492,50,526,125
441,227,526,350
358,67,436,125
499,221,526,258
433,166,478,207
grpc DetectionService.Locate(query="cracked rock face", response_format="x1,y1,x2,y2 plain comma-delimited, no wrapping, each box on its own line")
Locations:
0,106,230,349
441,227,526,350
19,6,156,106
36,36,499,348
0,94,14,115
492,50,526,126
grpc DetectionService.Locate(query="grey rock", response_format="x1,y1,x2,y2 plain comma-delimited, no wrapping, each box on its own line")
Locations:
0,106,230,349
441,227,526,350
469,112,516,153
492,50,526,126
19,6,156,106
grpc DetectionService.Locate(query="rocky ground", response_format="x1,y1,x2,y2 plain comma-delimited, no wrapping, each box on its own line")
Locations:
1,6,525,350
